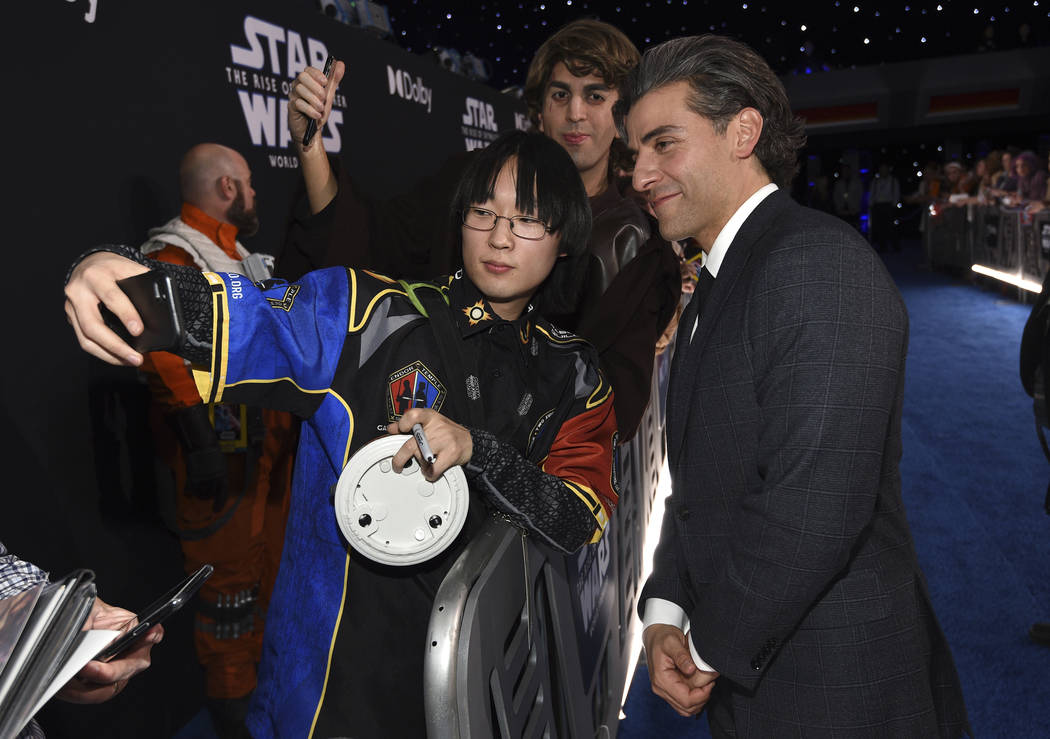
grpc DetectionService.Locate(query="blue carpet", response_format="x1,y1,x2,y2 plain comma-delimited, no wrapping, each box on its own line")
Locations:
620,243,1050,737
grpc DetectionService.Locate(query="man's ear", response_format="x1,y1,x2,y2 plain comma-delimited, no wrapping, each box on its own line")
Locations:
536,111,546,134
732,108,763,159
217,175,235,202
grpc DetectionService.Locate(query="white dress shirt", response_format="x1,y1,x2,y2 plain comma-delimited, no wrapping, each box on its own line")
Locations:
643,182,778,672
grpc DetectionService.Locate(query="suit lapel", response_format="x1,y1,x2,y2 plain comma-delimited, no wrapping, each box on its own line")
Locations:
668,190,791,466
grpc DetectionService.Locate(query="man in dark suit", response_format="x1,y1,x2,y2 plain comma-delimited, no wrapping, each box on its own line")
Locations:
617,35,971,737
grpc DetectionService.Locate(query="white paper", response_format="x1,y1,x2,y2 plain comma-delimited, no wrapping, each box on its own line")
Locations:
28,629,120,717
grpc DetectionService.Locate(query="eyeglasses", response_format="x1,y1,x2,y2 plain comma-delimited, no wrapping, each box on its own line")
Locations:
461,207,552,240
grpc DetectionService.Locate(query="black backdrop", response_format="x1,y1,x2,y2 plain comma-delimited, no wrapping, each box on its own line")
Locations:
7,2,523,735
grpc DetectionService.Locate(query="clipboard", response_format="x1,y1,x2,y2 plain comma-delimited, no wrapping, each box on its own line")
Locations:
0,569,99,739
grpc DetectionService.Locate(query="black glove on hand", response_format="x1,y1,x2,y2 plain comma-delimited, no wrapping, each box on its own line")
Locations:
169,404,228,512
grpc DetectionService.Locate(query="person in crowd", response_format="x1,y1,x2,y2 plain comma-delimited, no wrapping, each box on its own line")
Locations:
867,160,902,251
907,159,945,206
283,18,681,442
943,160,970,195
63,129,618,739
831,161,862,231
960,161,980,196
976,23,999,52
905,159,945,252
977,150,1004,198
1023,152,1050,213
989,148,1020,197
1,540,163,738
1004,150,1048,207
949,150,1004,206
136,143,296,737
617,34,971,736
1014,21,1037,48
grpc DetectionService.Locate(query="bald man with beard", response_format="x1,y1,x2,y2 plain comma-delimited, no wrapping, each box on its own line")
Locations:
138,143,296,738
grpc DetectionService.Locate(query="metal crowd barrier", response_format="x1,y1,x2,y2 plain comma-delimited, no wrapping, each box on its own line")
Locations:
424,351,669,739
926,202,1050,286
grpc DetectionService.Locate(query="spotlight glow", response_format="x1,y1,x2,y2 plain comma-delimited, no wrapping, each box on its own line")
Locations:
972,264,1043,293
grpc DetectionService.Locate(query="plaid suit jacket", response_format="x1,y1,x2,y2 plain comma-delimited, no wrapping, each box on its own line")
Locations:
644,191,971,737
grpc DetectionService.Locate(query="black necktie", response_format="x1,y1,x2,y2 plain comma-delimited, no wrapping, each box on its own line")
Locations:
684,266,715,343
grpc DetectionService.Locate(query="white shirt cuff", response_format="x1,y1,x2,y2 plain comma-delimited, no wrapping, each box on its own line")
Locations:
642,597,689,633
685,633,718,674
641,598,718,674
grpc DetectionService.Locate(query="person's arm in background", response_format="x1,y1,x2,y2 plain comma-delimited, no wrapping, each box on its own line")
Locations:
280,62,467,281
288,62,346,216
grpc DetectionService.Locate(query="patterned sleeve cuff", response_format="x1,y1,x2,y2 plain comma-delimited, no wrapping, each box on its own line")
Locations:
0,542,49,600
464,428,597,554
65,245,214,364
64,244,150,285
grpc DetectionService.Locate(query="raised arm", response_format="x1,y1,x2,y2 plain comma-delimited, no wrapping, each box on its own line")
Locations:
65,247,347,419
289,60,346,215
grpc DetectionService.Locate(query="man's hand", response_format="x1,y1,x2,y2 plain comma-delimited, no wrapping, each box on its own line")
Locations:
289,60,346,152
63,252,149,366
643,623,718,717
387,408,472,482
56,597,163,704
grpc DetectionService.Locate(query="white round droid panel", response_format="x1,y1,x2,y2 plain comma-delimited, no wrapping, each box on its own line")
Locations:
333,434,469,566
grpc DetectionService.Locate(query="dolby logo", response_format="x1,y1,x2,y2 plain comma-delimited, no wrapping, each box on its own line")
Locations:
387,66,433,114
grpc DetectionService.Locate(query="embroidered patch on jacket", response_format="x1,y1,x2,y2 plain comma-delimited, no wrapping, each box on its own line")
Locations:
265,284,300,312
463,300,493,326
387,361,447,421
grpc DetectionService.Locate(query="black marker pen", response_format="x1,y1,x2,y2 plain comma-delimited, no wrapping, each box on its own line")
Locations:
412,423,437,465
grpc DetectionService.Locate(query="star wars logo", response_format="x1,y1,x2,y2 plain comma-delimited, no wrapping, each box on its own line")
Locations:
461,96,499,151
387,66,433,113
227,16,347,168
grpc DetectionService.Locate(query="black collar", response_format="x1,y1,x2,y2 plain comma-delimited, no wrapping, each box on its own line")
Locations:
447,272,535,340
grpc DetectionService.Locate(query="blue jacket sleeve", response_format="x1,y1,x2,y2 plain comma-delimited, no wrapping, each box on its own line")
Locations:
192,267,352,418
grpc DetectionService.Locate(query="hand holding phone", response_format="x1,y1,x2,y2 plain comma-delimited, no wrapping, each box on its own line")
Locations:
98,270,184,353
94,564,212,662
302,54,335,148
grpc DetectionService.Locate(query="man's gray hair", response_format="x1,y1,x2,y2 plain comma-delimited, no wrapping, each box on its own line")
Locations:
616,35,806,188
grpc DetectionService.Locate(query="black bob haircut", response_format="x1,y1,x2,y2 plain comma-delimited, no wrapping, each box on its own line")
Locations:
450,129,592,315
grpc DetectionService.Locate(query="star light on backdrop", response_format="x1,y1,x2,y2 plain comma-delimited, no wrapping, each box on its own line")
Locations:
320,0,1047,214
376,0,1045,87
